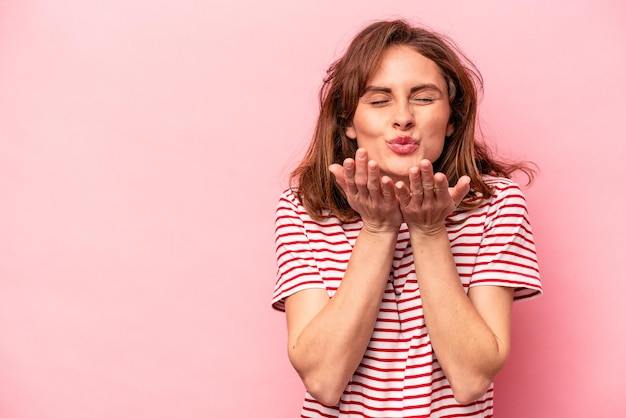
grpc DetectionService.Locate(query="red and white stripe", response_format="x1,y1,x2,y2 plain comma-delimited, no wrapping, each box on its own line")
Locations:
272,176,542,417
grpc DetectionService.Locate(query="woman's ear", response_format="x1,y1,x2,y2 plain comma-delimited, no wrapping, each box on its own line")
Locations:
345,125,357,139
446,121,454,137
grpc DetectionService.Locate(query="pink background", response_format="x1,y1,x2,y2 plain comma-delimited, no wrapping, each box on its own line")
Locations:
0,0,624,417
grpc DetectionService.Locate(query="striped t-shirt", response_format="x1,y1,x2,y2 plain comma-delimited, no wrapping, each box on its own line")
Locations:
272,176,542,417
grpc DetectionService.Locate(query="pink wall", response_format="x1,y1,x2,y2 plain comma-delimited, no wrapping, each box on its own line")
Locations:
0,0,624,417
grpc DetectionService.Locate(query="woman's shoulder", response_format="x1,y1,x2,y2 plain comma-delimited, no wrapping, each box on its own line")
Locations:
451,176,527,222
278,187,299,203
482,174,521,189
276,188,349,226
275,188,307,220
478,175,531,224
277,187,313,213
481,175,527,201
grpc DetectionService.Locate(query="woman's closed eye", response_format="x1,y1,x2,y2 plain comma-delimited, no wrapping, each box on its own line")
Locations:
369,99,391,106
411,96,436,104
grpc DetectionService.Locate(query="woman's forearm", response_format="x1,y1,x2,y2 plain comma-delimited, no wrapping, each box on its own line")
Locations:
409,228,512,404
286,228,397,406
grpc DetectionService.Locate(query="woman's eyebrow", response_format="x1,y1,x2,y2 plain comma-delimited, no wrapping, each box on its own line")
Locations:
363,86,392,93
410,84,443,94
363,84,444,94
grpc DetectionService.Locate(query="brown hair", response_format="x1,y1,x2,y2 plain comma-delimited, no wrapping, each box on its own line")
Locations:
290,19,533,221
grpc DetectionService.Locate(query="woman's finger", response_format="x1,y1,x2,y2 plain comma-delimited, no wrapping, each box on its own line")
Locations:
329,164,346,193
408,166,423,200
419,160,435,198
449,175,471,207
367,160,381,196
395,181,412,207
381,176,396,203
432,172,450,202
342,158,358,196
353,148,369,196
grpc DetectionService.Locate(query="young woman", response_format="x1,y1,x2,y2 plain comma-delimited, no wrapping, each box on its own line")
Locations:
272,19,542,417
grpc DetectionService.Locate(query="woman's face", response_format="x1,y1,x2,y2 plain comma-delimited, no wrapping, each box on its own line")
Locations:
345,45,454,183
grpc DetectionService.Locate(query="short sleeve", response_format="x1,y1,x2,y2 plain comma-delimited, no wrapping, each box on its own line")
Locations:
271,190,327,311
470,180,542,301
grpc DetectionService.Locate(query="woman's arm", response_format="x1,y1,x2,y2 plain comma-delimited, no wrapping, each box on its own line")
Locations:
409,229,514,404
396,160,513,404
285,228,397,406
284,149,402,406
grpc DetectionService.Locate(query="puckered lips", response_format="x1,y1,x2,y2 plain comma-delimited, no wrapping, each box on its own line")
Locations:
386,136,418,154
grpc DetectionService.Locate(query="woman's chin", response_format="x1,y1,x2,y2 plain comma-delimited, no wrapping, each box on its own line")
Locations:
380,169,412,185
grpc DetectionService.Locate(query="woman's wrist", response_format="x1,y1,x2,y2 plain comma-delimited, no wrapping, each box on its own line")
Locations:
360,223,401,236
407,223,448,241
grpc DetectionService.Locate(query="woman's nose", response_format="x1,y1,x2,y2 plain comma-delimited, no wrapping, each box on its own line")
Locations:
392,103,415,130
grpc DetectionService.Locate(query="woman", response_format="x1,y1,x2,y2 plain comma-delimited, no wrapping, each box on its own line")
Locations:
272,19,542,417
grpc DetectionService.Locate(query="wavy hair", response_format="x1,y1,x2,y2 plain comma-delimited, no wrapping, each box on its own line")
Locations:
291,19,533,221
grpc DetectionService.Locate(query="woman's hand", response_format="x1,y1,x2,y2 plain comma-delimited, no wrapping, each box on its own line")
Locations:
329,148,403,233
395,160,470,235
